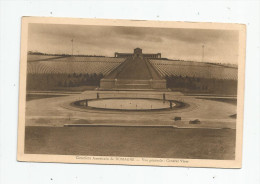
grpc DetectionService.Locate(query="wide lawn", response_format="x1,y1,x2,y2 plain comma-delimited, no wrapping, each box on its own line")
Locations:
25,126,235,160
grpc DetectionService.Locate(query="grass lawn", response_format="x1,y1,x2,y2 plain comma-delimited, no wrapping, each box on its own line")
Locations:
25,126,235,160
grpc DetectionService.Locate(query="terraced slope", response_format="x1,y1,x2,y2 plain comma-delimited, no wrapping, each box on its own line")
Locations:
107,57,162,80
116,57,151,80
27,55,238,80
27,56,125,75
149,59,238,80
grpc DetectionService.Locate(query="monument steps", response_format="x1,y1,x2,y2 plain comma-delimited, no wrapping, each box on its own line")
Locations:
116,84,151,89
115,79,151,89
100,48,166,89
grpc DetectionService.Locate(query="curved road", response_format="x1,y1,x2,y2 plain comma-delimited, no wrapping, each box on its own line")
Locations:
25,91,237,129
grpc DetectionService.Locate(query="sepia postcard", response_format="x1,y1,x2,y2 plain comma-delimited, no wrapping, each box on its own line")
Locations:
17,17,246,168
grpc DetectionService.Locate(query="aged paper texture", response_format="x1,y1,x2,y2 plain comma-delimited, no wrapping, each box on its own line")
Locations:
17,17,246,168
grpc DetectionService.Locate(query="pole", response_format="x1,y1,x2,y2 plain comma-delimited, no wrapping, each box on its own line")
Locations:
202,44,205,62
71,39,74,56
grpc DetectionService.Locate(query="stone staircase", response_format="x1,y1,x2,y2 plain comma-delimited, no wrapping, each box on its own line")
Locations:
100,56,166,90
115,80,151,89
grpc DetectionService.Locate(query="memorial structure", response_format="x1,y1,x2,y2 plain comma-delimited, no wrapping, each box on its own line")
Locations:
100,48,166,90
115,48,161,59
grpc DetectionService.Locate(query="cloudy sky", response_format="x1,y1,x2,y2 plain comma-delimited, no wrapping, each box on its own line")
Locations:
28,23,239,64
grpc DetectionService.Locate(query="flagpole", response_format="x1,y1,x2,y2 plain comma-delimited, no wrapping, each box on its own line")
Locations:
202,44,204,62
71,39,74,56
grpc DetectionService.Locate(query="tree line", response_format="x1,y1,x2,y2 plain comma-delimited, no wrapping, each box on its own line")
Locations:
27,73,104,90
26,73,237,95
165,75,237,95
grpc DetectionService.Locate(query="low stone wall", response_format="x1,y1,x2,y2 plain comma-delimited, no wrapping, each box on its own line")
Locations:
150,80,167,89
100,79,166,90
100,79,116,89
